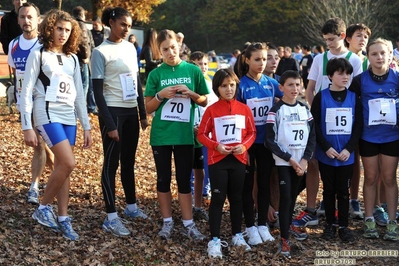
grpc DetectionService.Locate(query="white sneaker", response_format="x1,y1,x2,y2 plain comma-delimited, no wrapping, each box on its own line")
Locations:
232,233,251,251
207,238,228,258
258,225,275,242
245,226,262,245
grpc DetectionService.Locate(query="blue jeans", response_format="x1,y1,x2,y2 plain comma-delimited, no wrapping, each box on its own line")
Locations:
87,77,97,112
81,63,89,97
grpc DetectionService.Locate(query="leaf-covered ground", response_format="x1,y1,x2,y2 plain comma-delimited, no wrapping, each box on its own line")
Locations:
1,99,399,266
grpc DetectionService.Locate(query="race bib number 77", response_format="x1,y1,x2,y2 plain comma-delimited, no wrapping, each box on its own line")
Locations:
214,115,244,144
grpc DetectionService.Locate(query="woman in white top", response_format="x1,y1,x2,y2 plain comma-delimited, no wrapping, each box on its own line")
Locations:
20,9,92,241
91,7,148,237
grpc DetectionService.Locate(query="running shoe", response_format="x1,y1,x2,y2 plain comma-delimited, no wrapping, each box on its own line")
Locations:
289,224,308,240
349,199,364,220
245,226,262,245
32,205,59,232
383,221,399,241
258,225,275,242
333,209,339,226
102,217,130,237
338,227,355,243
207,237,228,259
381,202,399,220
232,233,251,251
181,222,205,241
193,207,209,221
292,210,319,227
27,188,39,205
316,201,325,217
158,221,174,240
373,206,388,226
58,217,79,241
279,238,291,258
321,224,336,240
124,207,149,219
363,219,379,239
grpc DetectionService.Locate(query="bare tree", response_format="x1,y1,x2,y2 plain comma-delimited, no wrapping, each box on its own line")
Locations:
301,0,392,44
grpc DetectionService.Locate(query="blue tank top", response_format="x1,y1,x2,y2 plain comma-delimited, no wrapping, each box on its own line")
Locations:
238,74,283,143
360,69,399,143
315,89,356,166
10,36,39,71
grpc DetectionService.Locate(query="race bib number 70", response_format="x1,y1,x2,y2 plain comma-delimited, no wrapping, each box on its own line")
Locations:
160,94,191,122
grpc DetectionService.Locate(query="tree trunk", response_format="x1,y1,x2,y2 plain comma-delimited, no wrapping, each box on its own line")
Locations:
53,0,62,10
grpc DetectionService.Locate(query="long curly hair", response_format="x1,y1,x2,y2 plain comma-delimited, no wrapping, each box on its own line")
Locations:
38,9,81,55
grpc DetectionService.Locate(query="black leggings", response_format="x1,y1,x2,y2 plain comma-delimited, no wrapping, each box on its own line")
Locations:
209,155,246,238
242,144,274,227
152,145,194,194
278,166,304,239
318,162,352,227
99,113,140,213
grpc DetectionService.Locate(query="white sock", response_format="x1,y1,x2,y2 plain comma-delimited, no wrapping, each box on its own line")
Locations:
127,203,137,212
58,216,68,222
365,216,374,222
163,217,173,223
30,182,39,190
107,212,118,221
38,204,46,210
183,219,193,227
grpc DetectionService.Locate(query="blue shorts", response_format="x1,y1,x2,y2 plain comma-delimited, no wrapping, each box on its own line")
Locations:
36,123,77,148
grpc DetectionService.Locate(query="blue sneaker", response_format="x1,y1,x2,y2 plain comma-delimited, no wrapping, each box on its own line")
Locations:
289,224,308,240
32,205,59,232
373,206,388,226
381,202,399,220
316,201,325,217
58,217,79,241
102,217,130,237
292,210,319,227
349,199,364,220
124,207,149,220
27,188,39,205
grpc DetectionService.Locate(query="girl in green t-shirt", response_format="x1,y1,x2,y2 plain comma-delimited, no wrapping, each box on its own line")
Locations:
144,29,209,240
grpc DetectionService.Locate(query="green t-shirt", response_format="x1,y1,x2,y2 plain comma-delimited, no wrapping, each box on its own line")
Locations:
144,61,210,146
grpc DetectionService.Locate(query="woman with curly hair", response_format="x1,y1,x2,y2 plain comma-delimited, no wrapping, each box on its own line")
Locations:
20,9,92,241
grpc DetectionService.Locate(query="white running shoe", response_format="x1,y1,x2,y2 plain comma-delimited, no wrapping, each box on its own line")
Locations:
102,217,130,237
232,233,251,251
245,226,262,245
258,225,275,242
207,237,228,258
